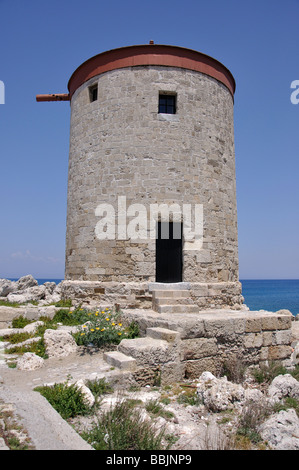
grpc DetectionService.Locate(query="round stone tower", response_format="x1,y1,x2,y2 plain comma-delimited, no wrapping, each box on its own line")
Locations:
62,43,243,310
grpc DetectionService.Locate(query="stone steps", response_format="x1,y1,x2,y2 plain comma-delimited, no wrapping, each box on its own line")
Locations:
152,289,191,299
103,327,180,371
151,287,199,314
103,350,137,371
156,304,199,313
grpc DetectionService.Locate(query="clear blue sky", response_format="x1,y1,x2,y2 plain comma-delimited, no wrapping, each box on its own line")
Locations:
0,0,298,280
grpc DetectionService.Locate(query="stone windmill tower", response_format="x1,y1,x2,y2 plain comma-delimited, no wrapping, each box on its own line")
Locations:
37,43,243,311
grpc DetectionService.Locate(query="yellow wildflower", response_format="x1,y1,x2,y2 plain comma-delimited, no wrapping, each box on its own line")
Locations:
106,317,110,321
101,328,105,332
96,327,100,330
112,323,115,326
90,329,95,332
81,333,85,336
118,332,122,336
118,323,122,327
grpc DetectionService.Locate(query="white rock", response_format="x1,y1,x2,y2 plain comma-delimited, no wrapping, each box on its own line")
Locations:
0,279,16,297
75,379,95,407
268,374,299,404
44,282,57,294
7,285,47,304
23,321,44,334
196,372,245,412
244,388,264,403
16,275,38,291
291,343,299,365
17,352,44,370
259,409,299,450
44,328,77,358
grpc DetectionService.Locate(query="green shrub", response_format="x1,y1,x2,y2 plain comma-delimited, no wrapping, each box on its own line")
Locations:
290,364,299,382
145,400,174,420
53,299,72,308
73,307,138,348
35,381,91,419
251,361,288,384
4,331,33,344
11,316,33,328
0,300,20,308
6,337,47,358
236,401,271,445
81,399,171,450
273,397,299,417
52,307,91,326
126,320,140,339
86,378,114,401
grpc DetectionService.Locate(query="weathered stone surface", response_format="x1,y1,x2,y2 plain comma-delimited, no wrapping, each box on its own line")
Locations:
0,279,16,297
17,352,44,370
64,61,241,309
7,285,47,304
16,275,38,291
23,321,44,334
196,371,245,412
44,329,77,358
74,379,95,407
0,276,62,306
259,409,299,450
267,374,299,404
181,337,218,361
103,351,137,371
118,337,178,367
291,342,299,365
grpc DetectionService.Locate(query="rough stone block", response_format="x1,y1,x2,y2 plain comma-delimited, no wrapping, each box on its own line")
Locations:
146,327,180,342
103,351,137,371
181,337,218,361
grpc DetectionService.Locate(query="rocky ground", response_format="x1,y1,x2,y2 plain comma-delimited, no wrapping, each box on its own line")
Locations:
0,275,299,451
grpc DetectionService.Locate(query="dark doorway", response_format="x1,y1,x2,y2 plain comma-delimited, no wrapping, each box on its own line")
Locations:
156,222,182,282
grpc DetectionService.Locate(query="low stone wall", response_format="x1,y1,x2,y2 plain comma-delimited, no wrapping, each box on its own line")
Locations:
61,280,244,310
121,308,295,380
0,306,58,329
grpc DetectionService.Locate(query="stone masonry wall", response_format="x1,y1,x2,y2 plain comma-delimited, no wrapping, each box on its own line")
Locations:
65,65,239,290
120,309,294,382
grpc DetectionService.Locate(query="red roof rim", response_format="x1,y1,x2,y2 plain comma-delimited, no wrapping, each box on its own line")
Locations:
67,44,236,99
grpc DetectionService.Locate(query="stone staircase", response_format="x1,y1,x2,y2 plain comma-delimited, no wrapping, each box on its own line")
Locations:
103,285,199,381
103,326,181,379
151,284,199,314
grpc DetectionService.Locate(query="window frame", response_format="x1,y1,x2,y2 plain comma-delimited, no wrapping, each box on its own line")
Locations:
89,83,98,103
158,93,177,115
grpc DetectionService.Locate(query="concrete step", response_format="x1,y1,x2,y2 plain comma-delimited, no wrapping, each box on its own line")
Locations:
153,297,194,306
103,351,137,371
157,304,199,314
152,289,190,299
151,288,199,314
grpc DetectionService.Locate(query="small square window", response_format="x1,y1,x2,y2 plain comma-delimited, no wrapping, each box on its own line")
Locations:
159,94,176,114
89,84,98,102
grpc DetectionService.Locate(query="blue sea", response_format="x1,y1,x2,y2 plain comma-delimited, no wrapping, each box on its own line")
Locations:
240,279,299,317
8,278,299,317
